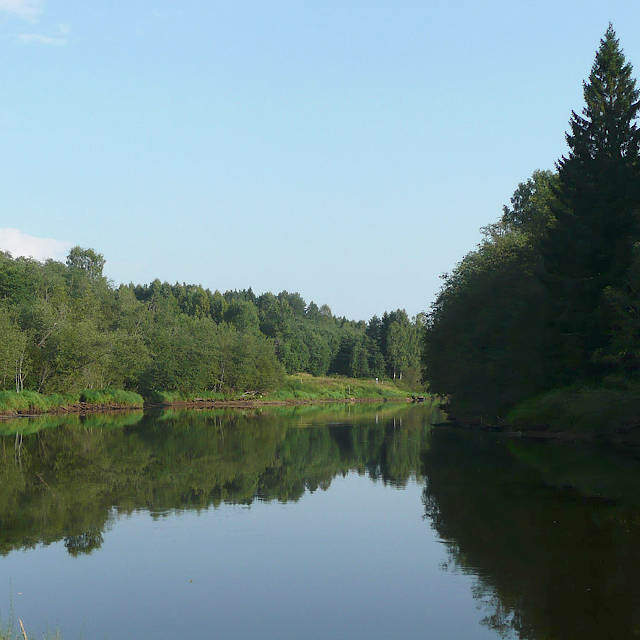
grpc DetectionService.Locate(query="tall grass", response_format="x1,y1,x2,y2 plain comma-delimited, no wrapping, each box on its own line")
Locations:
144,375,415,405
265,374,413,401
0,391,78,414
78,389,143,407
0,389,143,415
0,376,412,414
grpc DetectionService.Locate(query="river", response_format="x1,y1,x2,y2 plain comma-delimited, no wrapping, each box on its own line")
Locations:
0,403,638,639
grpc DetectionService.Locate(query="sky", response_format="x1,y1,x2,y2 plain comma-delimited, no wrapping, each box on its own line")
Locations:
1,0,640,319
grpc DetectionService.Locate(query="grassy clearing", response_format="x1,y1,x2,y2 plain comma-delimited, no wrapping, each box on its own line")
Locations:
265,373,414,401
506,383,640,435
0,389,143,415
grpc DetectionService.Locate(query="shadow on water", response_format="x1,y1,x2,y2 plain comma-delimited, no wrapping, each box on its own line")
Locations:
421,428,640,639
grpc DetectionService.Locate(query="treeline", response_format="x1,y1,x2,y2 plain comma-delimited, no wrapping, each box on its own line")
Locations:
0,247,422,396
132,280,423,381
423,26,640,418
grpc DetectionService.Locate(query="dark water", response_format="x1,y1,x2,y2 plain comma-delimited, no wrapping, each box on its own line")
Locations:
1,404,640,639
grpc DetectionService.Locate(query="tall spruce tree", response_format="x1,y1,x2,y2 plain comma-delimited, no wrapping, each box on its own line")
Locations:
542,24,640,380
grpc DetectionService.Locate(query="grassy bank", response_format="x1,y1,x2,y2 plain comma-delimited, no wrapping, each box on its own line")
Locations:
0,375,422,417
0,389,144,416
265,373,414,401
145,374,418,406
506,383,640,438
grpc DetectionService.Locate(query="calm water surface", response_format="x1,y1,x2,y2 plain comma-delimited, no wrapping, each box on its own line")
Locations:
0,404,639,639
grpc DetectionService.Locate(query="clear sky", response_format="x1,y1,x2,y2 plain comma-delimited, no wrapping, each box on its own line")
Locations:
1,0,639,319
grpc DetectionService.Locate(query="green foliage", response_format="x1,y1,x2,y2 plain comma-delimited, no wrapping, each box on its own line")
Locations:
424,230,549,416
540,25,640,379
0,245,423,399
78,389,143,407
66,246,105,280
423,26,640,422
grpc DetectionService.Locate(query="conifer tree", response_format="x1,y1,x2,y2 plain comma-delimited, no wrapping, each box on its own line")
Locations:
542,24,640,378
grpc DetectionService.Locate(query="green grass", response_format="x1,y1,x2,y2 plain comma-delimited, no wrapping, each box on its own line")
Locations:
264,373,415,401
506,383,640,435
146,375,418,405
0,389,143,415
0,376,416,414
78,389,143,407
0,391,78,414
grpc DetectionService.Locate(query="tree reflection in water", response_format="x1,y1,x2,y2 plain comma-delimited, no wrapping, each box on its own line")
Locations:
0,403,439,556
3,404,640,639
422,429,640,639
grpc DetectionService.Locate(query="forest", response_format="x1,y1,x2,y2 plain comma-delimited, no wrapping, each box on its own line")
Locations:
423,26,640,423
0,246,423,399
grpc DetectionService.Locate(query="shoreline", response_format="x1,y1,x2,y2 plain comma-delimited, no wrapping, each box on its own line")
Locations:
146,396,412,410
0,395,415,420
434,419,640,447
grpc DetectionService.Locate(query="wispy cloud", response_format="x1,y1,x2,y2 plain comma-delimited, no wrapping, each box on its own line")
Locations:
17,32,64,45
17,23,69,46
0,228,72,261
0,0,42,20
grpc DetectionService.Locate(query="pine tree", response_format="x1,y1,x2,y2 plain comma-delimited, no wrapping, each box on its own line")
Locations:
542,24,640,379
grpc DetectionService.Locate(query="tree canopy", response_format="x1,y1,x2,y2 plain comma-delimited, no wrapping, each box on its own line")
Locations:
0,248,423,397
423,25,640,417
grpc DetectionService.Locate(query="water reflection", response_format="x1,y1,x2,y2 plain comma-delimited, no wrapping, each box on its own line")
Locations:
1,405,640,639
0,403,438,557
422,429,640,639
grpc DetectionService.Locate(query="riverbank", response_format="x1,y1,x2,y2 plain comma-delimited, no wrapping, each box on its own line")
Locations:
440,383,640,445
0,375,422,418
0,389,144,417
139,375,418,409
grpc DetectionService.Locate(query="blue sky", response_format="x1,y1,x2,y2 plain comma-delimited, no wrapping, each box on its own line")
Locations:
1,0,639,319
